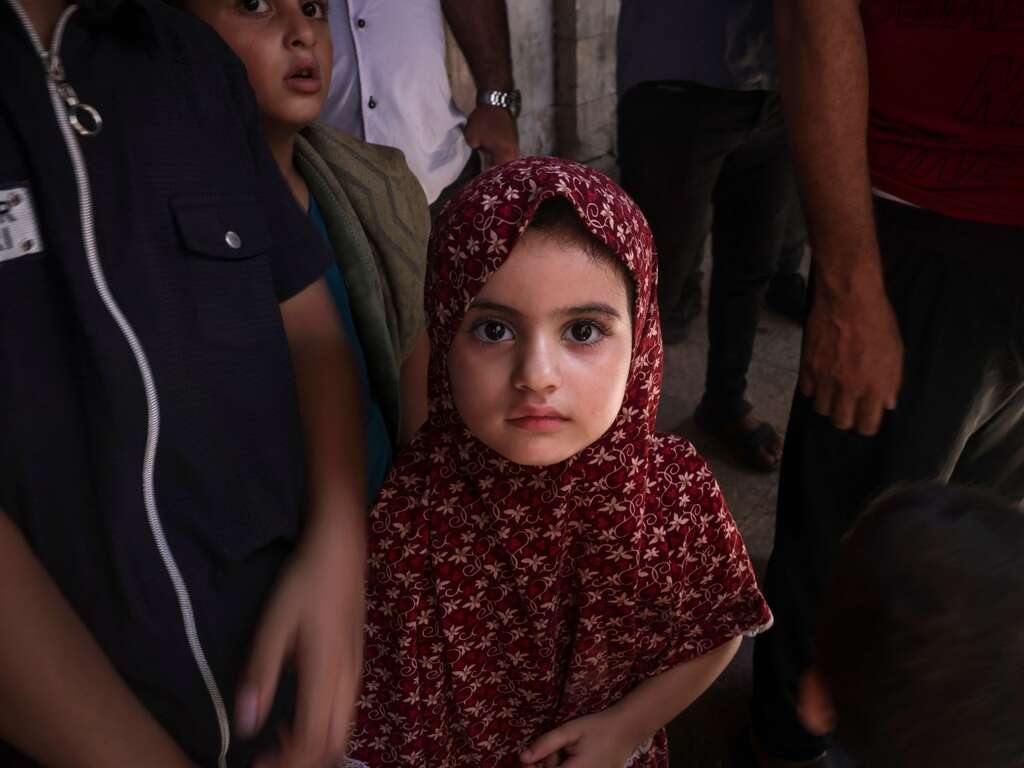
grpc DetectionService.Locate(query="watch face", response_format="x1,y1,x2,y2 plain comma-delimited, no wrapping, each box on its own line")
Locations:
481,90,522,118
508,90,522,118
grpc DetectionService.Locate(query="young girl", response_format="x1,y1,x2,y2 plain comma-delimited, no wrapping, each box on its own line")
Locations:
349,157,772,767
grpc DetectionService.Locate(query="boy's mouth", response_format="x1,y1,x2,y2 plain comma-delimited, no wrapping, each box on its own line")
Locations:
284,61,322,94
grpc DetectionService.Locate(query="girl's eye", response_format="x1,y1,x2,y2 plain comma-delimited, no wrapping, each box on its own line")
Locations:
301,1,325,18
565,320,605,345
240,0,270,12
472,320,514,343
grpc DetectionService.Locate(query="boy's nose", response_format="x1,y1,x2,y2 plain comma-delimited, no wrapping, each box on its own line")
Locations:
512,336,561,394
286,15,317,48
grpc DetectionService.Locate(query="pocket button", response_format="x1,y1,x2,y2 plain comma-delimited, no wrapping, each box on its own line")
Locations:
225,230,242,249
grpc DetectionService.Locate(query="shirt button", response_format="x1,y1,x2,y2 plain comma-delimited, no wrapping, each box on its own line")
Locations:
225,230,242,249
356,18,366,28
368,97,377,109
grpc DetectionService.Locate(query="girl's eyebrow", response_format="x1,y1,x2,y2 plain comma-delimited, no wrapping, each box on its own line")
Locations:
559,303,623,320
468,300,524,319
469,300,624,321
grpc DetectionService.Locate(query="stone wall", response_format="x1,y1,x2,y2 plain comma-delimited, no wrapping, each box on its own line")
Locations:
446,1,619,170
554,0,620,175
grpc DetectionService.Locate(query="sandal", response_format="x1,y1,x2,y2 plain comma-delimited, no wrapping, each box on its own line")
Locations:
694,403,783,473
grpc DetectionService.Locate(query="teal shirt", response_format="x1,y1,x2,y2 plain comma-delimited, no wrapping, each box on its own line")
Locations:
308,197,393,502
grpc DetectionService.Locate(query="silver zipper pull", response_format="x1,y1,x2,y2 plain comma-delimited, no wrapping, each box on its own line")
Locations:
41,50,102,137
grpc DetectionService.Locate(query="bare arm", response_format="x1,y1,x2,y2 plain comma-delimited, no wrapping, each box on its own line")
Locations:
398,331,429,446
0,513,192,767
236,279,366,767
521,637,742,766
776,0,903,435
441,0,520,165
283,278,367,526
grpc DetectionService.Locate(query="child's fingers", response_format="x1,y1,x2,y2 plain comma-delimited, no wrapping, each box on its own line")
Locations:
283,630,340,766
326,668,357,758
237,606,294,738
520,723,580,764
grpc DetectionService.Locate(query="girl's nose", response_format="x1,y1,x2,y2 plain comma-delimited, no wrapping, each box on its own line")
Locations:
512,335,561,394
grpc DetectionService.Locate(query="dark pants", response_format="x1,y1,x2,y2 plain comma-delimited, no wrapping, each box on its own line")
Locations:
429,150,482,221
751,199,1024,760
618,81,797,420
777,201,807,277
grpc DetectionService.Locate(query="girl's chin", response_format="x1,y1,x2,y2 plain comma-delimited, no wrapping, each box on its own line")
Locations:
487,440,585,468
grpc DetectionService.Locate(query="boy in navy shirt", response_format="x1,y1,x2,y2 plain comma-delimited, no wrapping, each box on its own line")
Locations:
0,0,368,765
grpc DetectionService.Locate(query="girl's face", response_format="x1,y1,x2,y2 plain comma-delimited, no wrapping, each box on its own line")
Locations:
448,230,633,467
184,0,331,135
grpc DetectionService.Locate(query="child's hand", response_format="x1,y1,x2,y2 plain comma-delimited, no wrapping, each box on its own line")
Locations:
519,710,636,768
235,519,366,768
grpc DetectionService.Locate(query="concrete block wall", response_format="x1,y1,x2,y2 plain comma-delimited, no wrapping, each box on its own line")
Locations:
554,0,620,174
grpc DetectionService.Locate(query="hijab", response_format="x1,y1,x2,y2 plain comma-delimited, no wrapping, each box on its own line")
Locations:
350,157,771,767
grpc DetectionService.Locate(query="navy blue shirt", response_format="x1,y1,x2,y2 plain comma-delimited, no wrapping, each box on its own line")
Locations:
0,0,329,763
617,0,779,96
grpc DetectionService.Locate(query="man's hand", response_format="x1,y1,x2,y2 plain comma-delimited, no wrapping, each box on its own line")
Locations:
236,519,366,768
465,104,520,167
519,710,634,768
800,267,904,436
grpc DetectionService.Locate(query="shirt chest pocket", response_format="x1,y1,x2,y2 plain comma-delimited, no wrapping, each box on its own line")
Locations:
171,194,278,348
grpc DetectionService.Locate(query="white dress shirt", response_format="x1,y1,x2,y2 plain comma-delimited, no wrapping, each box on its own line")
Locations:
323,0,473,204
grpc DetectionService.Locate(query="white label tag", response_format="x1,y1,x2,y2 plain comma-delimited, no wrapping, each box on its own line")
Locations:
0,185,44,263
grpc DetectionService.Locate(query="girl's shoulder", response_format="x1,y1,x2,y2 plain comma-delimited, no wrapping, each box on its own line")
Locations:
647,431,731,523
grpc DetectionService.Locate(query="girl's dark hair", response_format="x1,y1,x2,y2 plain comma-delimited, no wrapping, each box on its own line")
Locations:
816,482,1024,768
527,197,636,312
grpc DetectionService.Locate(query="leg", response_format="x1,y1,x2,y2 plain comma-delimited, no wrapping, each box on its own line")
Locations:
767,198,810,323
698,94,794,468
617,82,736,339
429,151,482,221
751,200,1024,761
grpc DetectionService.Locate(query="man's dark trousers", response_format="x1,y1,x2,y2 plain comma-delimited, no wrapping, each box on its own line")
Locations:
751,199,1024,760
618,81,796,421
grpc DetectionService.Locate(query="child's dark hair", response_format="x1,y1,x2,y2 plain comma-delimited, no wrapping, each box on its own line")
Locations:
816,483,1024,768
528,197,636,312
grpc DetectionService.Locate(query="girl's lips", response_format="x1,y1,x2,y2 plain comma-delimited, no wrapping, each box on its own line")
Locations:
284,75,322,94
507,416,570,433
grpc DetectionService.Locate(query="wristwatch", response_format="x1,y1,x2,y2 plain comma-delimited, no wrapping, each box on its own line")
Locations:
477,88,522,119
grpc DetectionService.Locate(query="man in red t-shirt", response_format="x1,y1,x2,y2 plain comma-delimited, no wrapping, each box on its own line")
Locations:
750,1,1024,765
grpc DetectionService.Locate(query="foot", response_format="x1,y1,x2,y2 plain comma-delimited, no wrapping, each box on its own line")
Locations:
766,272,808,324
748,730,830,768
694,407,783,472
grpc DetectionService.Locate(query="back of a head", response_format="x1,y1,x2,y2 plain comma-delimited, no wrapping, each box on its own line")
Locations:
816,483,1024,768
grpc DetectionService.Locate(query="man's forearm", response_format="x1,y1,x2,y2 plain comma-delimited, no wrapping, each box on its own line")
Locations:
776,0,883,295
0,513,191,767
441,0,514,91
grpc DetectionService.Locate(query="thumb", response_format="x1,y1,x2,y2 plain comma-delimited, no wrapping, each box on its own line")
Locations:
520,723,580,764
235,608,293,738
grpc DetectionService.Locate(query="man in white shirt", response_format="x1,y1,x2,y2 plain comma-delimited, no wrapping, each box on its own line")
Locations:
323,0,519,213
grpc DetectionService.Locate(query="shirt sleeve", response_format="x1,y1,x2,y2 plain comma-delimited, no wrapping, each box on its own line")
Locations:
222,49,332,303
639,439,773,678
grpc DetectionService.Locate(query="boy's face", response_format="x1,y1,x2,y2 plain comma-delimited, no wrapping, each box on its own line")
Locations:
448,231,633,467
185,0,331,134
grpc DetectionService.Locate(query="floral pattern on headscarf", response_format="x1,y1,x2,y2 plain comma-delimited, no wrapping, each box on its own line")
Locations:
349,157,772,767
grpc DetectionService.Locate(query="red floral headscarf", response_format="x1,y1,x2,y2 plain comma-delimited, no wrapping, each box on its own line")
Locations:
349,158,771,768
